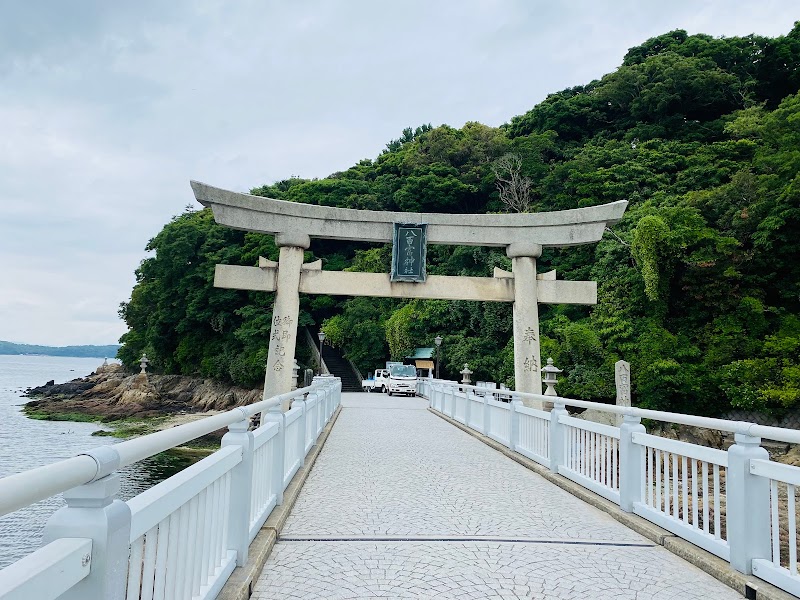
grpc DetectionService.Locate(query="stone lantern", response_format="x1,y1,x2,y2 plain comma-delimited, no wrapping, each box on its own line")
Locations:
542,358,562,396
291,359,300,390
460,363,473,385
139,353,149,375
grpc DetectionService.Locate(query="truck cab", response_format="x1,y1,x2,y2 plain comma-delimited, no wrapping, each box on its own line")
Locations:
373,369,390,392
387,364,418,396
361,369,389,392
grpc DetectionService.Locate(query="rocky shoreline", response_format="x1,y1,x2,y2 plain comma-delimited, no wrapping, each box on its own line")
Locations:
24,363,261,420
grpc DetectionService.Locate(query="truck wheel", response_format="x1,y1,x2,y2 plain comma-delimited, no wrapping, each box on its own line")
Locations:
382,386,387,394
388,390,393,396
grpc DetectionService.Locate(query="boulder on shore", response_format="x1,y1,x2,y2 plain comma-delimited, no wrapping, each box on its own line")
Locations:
25,364,261,420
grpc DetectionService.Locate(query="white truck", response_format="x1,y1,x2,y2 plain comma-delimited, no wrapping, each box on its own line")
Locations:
386,363,418,396
362,368,390,393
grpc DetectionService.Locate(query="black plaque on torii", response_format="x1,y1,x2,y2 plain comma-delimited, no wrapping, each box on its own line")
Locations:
391,223,427,283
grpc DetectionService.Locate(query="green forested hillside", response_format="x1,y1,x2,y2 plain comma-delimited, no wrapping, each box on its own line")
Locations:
119,25,800,416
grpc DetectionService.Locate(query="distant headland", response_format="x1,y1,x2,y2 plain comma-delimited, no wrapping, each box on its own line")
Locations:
0,340,120,359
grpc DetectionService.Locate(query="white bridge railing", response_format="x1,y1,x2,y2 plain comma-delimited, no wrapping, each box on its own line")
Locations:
419,378,800,598
0,376,341,600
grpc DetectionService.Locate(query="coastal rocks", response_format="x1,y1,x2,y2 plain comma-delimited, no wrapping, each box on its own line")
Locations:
113,372,162,410
24,363,261,420
782,446,800,467
648,423,726,449
27,378,96,398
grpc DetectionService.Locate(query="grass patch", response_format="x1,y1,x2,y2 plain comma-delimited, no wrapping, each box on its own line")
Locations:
171,446,216,459
24,410,99,423
24,408,218,452
91,430,117,437
98,417,168,439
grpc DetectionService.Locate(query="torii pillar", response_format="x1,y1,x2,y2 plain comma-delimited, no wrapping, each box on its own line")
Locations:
191,180,628,414
263,232,309,411
507,242,543,400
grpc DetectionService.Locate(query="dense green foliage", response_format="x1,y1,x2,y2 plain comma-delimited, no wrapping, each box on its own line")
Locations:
119,25,800,416
0,341,120,358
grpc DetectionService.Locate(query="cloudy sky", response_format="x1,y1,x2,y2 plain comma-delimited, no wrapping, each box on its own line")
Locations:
0,1,796,347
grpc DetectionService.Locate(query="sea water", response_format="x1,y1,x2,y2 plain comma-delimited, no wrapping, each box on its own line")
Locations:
0,354,188,569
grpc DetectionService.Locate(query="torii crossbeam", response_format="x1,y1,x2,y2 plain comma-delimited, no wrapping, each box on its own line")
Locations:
192,181,627,409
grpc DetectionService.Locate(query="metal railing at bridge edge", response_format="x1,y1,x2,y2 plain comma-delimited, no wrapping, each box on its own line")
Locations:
418,378,800,598
0,376,342,600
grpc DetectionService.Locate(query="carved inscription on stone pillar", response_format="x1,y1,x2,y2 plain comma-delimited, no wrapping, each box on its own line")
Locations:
269,315,294,373
615,359,631,407
521,327,539,373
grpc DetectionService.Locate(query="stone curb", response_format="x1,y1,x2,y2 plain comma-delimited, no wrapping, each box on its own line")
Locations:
218,404,343,600
429,407,795,600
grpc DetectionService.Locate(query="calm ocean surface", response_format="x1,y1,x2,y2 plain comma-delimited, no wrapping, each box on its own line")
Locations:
0,354,186,569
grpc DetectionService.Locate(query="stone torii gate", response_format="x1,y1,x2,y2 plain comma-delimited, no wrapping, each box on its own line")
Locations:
191,181,627,409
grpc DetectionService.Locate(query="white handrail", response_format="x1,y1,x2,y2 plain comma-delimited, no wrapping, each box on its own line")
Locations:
0,538,92,600
0,383,320,518
424,377,800,597
0,457,98,517
432,379,800,444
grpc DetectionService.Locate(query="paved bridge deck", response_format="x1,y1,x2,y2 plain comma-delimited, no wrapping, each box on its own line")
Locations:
253,394,742,599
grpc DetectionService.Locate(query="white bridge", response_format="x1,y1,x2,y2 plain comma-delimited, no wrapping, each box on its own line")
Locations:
1,378,800,599
0,377,341,600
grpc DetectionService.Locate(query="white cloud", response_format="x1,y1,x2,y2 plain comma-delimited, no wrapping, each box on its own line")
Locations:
0,0,796,346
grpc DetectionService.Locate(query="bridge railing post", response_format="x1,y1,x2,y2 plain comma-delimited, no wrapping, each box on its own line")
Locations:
321,382,329,421
41,447,131,600
327,382,333,417
310,392,318,448
300,392,311,453
727,433,771,574
221,413,254,566
311,377,327,420
618,414,645,512
463,385,471,427
483,392,491,436
263,405,286,504
297,395,308,459
330,379,340,416
548,400,568,474
329,381,335,417
316,388,324,436
310,390,320,443
510,398,522,452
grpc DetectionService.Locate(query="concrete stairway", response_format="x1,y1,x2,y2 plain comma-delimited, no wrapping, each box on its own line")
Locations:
321,344,362,392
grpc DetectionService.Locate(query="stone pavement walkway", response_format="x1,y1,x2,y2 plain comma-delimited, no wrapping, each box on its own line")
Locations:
253,393,743,599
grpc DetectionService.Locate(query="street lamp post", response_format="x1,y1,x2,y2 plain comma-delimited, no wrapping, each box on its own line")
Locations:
434,335,442,380
317,331,326,375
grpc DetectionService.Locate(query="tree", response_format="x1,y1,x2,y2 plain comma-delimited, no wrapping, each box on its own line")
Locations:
117,25,800,418
491,153,533,213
